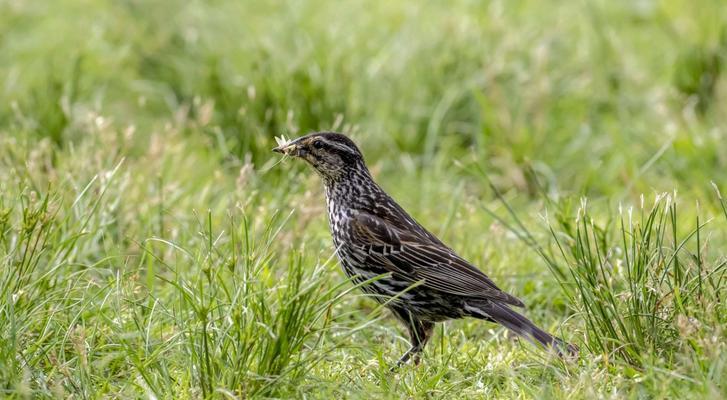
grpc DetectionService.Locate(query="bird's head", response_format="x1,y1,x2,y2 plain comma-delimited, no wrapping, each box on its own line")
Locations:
273,132,367,181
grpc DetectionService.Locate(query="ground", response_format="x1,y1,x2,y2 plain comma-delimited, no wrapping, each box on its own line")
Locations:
1,0,726,398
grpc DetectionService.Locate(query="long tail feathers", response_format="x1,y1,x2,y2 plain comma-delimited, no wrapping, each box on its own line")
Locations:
465,301,578,357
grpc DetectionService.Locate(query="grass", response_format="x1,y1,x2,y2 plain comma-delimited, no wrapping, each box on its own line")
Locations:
1,0,726,398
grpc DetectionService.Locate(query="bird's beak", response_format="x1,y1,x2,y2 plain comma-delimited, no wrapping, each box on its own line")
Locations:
272,142,296,155
272,137,304,157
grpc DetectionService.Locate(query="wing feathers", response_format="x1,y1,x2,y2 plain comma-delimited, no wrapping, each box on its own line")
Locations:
347,211,524,307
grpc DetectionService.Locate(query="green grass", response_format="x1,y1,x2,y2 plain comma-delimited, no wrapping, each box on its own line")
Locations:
1,0,726,398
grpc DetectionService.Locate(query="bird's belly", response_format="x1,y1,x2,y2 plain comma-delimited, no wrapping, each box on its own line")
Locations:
334,245,464,322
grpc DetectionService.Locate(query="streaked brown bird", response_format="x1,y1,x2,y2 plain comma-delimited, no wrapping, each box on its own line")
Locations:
273,132,576,366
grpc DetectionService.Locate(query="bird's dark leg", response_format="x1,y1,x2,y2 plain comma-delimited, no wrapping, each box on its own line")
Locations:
391,308,435,370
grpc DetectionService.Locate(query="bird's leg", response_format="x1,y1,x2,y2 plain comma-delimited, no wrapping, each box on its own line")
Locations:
394,346,416,367
391,311,434,370
409,320,434,365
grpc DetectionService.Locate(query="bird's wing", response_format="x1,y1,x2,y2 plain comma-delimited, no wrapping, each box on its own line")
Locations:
346,211,524,307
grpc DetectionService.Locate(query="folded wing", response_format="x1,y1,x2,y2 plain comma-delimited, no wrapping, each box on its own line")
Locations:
346,211,524,307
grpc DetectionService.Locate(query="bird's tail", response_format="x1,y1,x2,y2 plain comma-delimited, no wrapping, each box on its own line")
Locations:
465,301,578,356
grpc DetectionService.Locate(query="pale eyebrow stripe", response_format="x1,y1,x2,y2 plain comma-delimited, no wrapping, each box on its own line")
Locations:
323,139,356,154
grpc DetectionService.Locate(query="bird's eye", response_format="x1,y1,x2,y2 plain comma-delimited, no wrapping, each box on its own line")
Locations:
312,140,325,149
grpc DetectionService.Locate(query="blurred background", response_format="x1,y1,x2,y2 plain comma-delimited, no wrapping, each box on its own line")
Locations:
2,0,725,196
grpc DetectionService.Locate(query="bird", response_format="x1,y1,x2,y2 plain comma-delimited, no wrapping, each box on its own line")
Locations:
273,131,576,366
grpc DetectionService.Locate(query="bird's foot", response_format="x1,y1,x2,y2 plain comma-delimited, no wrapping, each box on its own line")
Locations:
389,347,422,372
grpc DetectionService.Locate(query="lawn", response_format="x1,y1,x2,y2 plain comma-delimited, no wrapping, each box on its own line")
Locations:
1,0,726,398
